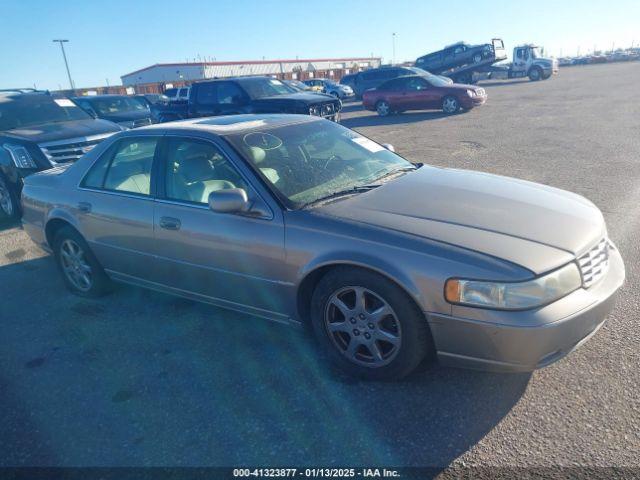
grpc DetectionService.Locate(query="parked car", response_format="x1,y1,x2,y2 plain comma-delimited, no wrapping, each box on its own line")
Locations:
0,89,121,219
339,73,357,90
163,87,190,102
303,79,354,99
72,95,153,129
345,66,435,97
362,74,487,116
21,114,624,379
151,76,341,123
415,40,506,74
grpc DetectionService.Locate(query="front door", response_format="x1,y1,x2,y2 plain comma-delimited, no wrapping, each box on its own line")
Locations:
152,136,288,318
77,135,161,280
512,47,529,75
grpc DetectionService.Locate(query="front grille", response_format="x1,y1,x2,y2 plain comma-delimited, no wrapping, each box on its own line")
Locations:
321,103,335,117
39,133,115,164
309,102,340,119
578,238,610,288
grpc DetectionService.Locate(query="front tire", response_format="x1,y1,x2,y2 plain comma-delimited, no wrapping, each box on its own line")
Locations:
529,66,542,81
0,173,20,220
53,226,112,297
442,95,460,114
375,100,391,117
310,267,432,380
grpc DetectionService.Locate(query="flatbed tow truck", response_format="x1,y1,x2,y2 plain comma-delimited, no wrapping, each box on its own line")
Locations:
416,40,558,84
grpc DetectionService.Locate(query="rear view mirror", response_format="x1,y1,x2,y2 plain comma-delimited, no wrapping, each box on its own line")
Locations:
382,143,395,152
208,188,250,214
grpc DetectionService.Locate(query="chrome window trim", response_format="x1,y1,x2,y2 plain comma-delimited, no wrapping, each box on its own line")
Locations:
77,186,155,202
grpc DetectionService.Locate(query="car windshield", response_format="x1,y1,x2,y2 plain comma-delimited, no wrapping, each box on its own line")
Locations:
425,74,454,87
0,94,92,131
225,119,415,209
287,80,307,90
238,78,297,99
87,97,149,115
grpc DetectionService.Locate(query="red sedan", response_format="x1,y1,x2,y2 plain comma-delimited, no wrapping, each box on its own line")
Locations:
362,74,487,116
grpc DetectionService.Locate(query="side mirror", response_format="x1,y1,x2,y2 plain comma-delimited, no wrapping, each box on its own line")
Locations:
382,143,395,152
208,188,250,213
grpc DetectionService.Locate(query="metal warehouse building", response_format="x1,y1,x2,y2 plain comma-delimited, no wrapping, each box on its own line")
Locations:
120,57,382,93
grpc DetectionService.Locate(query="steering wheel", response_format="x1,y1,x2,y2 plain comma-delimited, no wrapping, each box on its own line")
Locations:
324,154,344,170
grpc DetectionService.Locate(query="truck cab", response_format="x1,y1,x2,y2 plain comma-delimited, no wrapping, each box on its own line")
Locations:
510,45,559,80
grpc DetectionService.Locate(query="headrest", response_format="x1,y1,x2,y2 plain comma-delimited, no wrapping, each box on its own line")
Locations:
248,146,266,164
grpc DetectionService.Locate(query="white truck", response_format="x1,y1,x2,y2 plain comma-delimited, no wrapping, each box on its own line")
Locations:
485,44,559,81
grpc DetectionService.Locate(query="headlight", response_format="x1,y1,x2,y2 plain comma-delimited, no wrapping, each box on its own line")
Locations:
3,143,37,168
309,105,321,116
445,262,582,310
466,89,476,97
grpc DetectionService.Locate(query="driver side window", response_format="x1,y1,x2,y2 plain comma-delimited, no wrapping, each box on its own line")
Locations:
163,138,247,205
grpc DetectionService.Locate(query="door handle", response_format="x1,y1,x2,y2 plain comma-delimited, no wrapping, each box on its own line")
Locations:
78,202,92,213
159,216,181,231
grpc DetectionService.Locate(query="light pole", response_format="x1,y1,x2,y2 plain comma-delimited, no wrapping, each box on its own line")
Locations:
53,39,75,90
392,33,397,65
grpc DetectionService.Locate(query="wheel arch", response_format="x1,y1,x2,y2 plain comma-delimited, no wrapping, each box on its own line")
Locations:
44,211,81,248
295,258,427,325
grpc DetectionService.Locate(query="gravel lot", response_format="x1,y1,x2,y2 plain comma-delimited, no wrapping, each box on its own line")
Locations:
1,62,639,477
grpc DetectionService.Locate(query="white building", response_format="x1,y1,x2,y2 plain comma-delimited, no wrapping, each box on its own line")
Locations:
121,57,382,92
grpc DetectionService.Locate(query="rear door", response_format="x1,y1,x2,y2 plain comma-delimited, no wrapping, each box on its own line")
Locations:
78,134,161,280
152,134,288,317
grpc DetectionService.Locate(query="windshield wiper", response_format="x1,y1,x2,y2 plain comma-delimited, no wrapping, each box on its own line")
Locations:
363,166,417,187
301,184,379,209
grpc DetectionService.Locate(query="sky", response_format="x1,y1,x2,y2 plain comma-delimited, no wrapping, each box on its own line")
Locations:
1,0,639,90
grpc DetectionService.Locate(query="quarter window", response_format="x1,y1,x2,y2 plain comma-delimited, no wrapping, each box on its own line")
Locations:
163,138,248,205
82,137,158,196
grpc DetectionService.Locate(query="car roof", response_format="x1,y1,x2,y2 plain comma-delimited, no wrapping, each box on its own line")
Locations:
137,114,319,135
71,94,131,100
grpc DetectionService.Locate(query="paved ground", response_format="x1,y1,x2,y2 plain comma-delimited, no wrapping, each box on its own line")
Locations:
1,62,639,475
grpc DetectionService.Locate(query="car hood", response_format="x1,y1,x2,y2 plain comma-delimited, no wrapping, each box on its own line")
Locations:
1,119,121,143
96,110,151,123
254,92,337,104
317,166,606,274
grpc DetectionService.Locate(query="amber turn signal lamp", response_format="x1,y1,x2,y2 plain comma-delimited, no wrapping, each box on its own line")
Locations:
445,279,461,303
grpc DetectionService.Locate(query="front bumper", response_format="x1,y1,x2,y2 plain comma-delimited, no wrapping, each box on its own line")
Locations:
427,247,625,372
461,95,487,109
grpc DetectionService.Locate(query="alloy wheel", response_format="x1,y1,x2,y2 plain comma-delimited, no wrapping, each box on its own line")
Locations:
0,177,14,216
376,101,390,116
324,286,401,367
60,239,93,292
443,97,459,113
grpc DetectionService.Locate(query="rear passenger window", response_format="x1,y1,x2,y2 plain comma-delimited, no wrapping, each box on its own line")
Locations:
82,137,158,196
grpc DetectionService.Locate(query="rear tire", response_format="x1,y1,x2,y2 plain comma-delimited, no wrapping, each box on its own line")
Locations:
442,95,460,114
0,173,20,220
310,267,432,380
53,226,112,298
375,100,391,117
